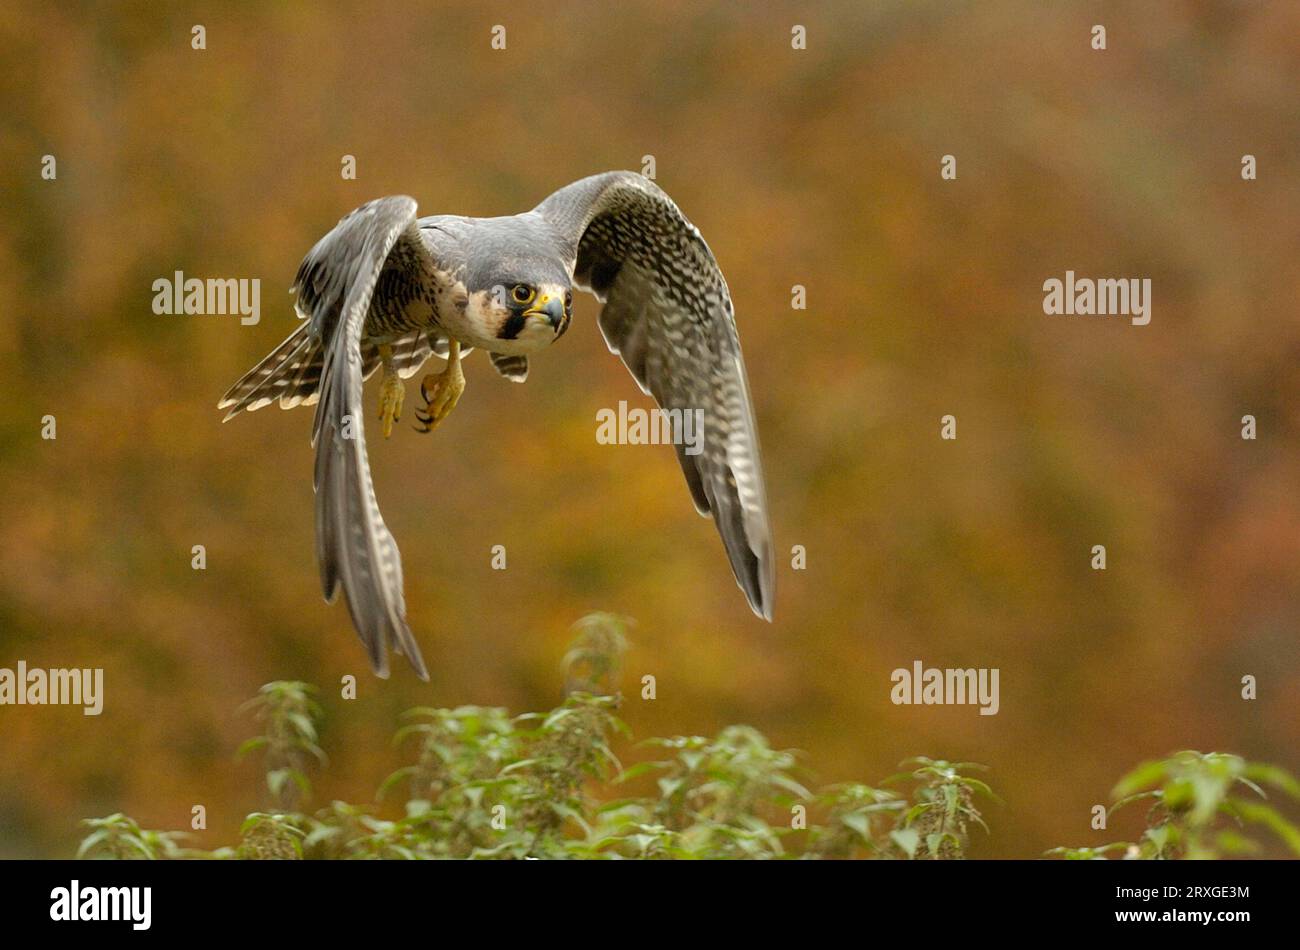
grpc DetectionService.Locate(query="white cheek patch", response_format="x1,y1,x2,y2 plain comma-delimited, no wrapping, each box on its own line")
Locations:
465,289,503,321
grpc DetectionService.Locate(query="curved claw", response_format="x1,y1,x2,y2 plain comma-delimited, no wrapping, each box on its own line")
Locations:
413,359,465,435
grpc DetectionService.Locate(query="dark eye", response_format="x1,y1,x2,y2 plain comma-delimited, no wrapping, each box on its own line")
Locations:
511,284,534,305
564,291,573,313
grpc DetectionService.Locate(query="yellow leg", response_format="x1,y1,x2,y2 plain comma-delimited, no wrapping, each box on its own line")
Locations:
377,345,405,439
414,339,465,434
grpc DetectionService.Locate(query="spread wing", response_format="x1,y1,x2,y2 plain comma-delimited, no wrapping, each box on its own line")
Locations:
295,196,430,679
535,172,774,619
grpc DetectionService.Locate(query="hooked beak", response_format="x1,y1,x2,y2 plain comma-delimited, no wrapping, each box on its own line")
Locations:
524,294,566,331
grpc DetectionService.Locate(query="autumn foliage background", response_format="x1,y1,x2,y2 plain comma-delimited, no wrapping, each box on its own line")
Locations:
0,1,1297,858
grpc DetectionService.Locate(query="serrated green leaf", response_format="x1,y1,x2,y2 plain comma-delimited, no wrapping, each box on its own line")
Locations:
890,827,920,858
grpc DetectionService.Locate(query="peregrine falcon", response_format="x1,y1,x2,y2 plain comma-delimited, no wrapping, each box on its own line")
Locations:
219,172,773,679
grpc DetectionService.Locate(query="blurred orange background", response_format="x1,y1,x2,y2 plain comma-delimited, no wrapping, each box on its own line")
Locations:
0,0,1296,858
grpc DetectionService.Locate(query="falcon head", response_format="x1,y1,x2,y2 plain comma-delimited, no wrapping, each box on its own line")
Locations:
475,279,572,351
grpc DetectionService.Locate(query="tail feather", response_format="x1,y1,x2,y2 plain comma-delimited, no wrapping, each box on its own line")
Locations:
278,335,334,410
219,323,323,420
220,326,446,422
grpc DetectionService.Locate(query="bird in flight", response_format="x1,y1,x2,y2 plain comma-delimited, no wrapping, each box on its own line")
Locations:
219,172,773,679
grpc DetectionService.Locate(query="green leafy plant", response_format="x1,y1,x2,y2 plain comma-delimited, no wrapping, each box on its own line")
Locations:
73,615,1297,860
237,811,306,860
1047,750,1300,859
77,813,193,860
237,680,326,811
611,726,810,858
806,783,906,859
880,757,996,859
